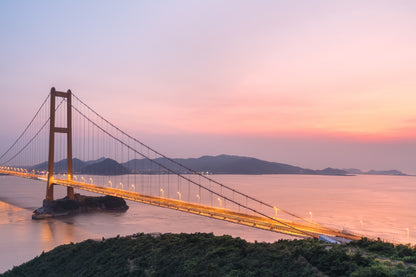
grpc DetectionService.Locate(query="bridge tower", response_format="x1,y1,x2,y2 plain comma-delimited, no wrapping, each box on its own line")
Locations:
46,87,74,201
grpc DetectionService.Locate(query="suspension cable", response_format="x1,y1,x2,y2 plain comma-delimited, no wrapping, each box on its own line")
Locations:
72,93,323,227
72,94,275,208
70,101,316,238
0,94,50,162
3,98,66,165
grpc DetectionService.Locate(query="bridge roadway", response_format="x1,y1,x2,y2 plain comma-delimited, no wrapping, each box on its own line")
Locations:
0,169,362,241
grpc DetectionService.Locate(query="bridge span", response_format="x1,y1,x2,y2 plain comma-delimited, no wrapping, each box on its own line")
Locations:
0,88,363,242
0,168,361,241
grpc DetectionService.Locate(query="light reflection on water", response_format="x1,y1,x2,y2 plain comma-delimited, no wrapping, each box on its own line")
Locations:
1,174,416,273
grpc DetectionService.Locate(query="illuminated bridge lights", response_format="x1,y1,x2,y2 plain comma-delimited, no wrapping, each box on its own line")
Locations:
0,169,363,240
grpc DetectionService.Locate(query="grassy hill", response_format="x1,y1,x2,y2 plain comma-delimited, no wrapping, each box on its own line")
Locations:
3,233,416,277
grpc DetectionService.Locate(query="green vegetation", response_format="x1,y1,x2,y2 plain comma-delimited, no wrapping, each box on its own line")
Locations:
3,234,416,277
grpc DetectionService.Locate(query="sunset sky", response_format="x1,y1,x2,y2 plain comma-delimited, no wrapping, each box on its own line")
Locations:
1,1,416,172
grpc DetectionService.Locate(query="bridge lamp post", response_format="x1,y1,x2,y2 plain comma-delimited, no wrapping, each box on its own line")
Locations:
309,211,313,221
274,206,278,219
81,176,86,183
131,184,135,192
108,180,112,188
406,228,410,243
177,192,181,201
217,197,222,208
160,188,164,197
89,178,93,184
119,183,124,190
196,194,200,203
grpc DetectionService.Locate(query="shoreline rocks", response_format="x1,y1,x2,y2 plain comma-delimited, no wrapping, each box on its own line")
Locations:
32,193,129,219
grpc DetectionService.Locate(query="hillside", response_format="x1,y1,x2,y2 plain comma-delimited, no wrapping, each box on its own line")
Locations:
30,158,131,176
3,233,416,276
30,158,87,173
28,155,410,176
79,158,131,175
344,168,408,176
123,154,349,175
29,155,348,176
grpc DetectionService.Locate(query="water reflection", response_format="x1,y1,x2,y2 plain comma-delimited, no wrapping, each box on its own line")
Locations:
0,201,25,224
37,219,76,250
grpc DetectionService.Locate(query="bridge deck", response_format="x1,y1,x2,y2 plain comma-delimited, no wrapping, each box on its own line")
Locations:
0,169,362,241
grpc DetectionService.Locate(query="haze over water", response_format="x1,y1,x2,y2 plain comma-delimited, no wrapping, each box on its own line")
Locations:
1,174,415,273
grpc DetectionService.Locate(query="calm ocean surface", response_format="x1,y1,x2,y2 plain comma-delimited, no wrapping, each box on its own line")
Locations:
1,174,415,273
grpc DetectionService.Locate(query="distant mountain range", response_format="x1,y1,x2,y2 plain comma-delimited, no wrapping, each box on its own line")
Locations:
27,154,408,176
343,168,408,176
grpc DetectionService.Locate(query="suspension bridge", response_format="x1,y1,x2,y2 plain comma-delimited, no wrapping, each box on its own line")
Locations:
0,88,362,241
